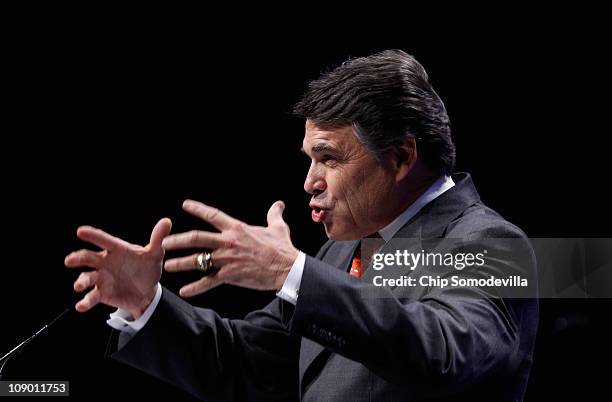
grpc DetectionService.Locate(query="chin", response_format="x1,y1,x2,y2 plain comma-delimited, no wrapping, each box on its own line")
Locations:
324,222,361,241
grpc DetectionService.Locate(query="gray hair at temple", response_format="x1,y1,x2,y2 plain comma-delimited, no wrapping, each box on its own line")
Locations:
294,49,456,175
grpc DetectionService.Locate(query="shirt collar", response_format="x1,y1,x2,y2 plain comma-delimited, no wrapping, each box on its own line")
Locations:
377,175,455,242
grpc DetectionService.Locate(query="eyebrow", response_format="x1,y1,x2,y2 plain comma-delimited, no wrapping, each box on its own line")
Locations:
301,143,340,154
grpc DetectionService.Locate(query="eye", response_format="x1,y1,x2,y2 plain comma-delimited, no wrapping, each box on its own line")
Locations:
321,155,338,167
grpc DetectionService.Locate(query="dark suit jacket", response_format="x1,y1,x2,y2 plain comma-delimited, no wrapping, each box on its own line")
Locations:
111,172,538,401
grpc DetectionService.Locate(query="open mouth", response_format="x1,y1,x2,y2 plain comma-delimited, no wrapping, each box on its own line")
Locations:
311,207,329,223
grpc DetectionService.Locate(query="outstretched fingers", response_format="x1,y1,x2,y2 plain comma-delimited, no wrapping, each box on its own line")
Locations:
266,200,287,229
75,286,101,312
76,226,126,251
65,249,104,269
182,200,240,230
162,230,225,251
73,271,99,292
149,218,172,249
179,274,223,297
164,254,201,272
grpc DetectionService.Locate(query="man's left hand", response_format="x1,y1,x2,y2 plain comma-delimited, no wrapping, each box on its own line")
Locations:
163,199,299,297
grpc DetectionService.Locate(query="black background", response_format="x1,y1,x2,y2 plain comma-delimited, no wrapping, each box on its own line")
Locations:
1,12,610,401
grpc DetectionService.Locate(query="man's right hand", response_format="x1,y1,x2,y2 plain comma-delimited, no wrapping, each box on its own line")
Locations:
64,218,172,319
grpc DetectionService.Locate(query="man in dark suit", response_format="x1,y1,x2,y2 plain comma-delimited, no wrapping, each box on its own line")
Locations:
65,50,538,401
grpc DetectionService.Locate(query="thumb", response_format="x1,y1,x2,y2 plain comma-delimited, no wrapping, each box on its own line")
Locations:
266,200,286,228
150,217,173,249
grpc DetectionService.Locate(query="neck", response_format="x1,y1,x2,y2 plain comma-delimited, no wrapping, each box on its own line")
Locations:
379,171,440,231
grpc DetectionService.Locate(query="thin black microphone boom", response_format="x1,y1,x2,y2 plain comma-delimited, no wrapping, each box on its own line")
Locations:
0,307,71,380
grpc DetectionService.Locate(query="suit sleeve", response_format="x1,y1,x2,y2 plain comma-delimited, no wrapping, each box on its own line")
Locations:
109,241,335,401
283,228,538,397
110,289,300,401
111,289,299,401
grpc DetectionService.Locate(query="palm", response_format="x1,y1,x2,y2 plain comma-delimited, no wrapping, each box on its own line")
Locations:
65,218,172,316
98,243,163,310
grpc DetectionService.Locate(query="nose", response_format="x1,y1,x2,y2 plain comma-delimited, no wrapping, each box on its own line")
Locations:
304,162,326,195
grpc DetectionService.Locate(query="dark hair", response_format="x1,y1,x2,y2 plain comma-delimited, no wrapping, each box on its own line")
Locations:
294,49,455,174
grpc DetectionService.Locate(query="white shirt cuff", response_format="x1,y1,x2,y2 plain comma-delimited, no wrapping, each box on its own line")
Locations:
106,283,162,335
276,251,305,305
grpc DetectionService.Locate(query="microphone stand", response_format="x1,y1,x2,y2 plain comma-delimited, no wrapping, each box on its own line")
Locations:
0,307,71,380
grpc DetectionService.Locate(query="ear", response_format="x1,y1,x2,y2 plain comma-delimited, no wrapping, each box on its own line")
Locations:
390,137,417,182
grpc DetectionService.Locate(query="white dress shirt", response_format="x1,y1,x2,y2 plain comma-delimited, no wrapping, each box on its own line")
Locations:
107,282,162,334
107,175,455,332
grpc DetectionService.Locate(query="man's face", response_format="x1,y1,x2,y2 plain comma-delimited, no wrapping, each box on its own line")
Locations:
302,120,397,240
